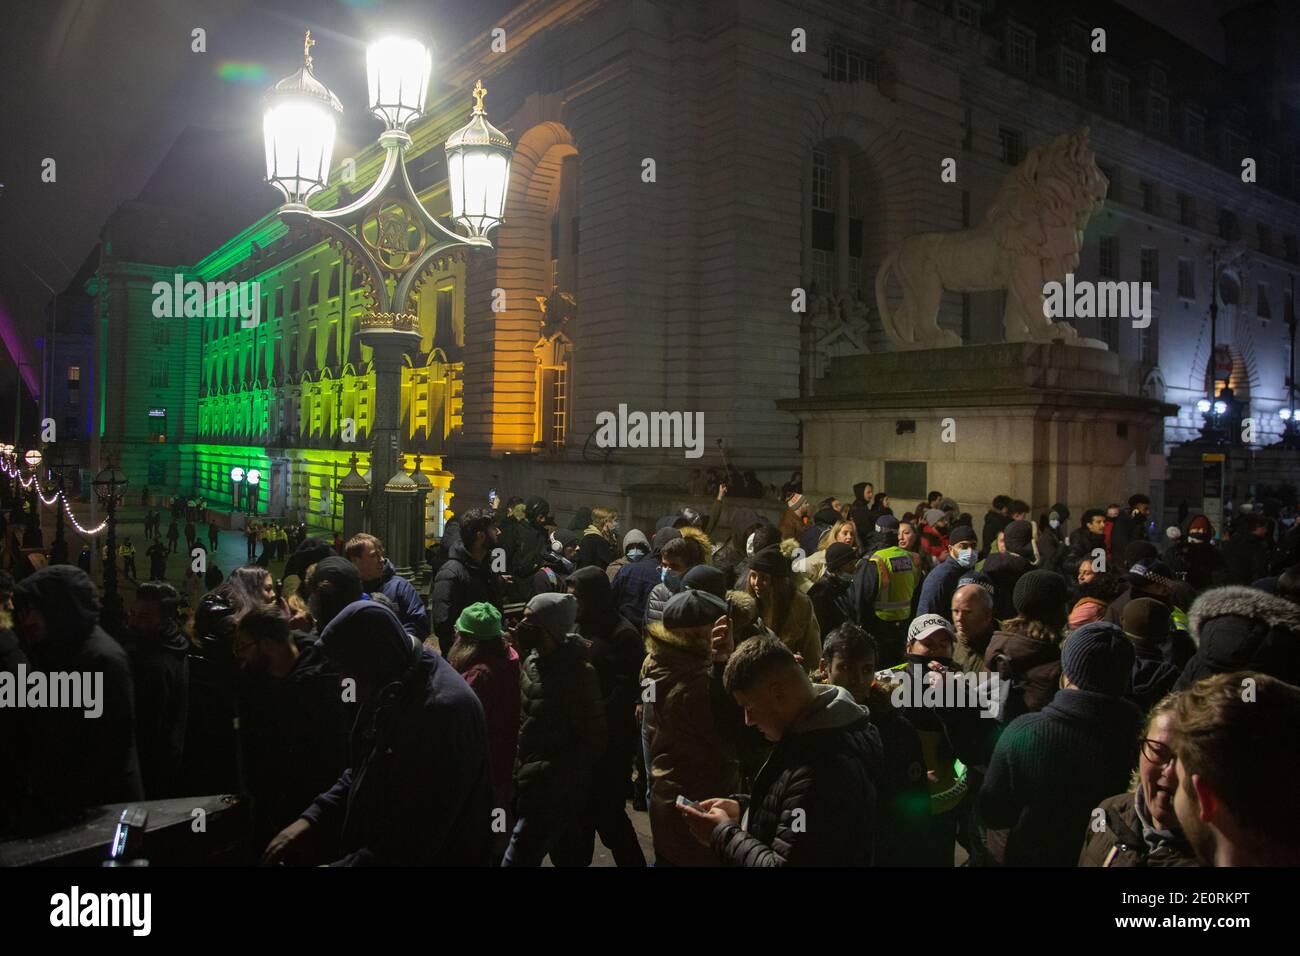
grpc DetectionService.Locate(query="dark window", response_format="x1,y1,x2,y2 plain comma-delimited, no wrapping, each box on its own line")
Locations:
1178,259,1195,298
1178,193,1196,228
1258,225,1273,256
291,280,301,311
1218,210,1239,242
1140,248,1159,288
308,272,321,306
328,264,341,298
1099,236,1118,278
1140,181,1158,215
999,126,1023,166
827,43,874,83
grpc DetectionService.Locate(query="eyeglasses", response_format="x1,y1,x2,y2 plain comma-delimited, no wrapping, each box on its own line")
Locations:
1139,737,1175,766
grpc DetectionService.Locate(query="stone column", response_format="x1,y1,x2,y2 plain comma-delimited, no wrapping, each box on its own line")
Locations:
337,452,369,541
357,321,420,537
382,467,418,578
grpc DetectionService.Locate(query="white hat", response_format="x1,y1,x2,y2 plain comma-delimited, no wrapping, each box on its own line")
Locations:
907,613,955,644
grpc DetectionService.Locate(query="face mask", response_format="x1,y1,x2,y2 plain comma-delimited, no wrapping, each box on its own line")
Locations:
955,547,976,568
1189,532,1208,544
610,522,621,537
626,547,647,562
1049,519,1060,530
660,567,682,591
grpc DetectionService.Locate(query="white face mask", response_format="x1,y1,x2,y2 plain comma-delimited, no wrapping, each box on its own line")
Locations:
1049,519,1060,530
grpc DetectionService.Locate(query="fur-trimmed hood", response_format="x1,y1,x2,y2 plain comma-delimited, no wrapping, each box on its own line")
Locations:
1177,585,1300,690
1187,585,1300,644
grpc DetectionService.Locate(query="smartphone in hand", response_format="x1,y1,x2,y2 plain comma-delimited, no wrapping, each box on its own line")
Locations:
675,794,701,811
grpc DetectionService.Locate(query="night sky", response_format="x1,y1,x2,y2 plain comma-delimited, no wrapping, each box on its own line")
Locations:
0,0,516,412
0,0,1251,416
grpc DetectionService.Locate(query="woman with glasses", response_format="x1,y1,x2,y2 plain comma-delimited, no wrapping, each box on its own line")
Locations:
1078,693,1200,867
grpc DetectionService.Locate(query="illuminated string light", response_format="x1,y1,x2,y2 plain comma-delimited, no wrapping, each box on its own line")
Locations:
3,462,111,536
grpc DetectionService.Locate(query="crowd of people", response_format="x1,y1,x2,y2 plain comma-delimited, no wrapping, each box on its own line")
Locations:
2,477,1300,867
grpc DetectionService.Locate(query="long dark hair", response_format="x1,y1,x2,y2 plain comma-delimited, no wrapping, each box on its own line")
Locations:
448,635,509,672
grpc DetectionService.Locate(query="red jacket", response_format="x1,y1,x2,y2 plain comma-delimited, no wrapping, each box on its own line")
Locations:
919,524,949,563
459,646,522,790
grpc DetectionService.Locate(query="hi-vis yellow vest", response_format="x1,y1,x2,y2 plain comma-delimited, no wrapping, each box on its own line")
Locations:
870,546,917,621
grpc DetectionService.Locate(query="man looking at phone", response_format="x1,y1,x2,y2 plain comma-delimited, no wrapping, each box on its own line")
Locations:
679,634,883,865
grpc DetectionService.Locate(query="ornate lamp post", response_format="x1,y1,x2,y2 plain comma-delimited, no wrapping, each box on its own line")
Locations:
47,443,71,564
22,448,43,540
261,31,512,566
92,463,129,605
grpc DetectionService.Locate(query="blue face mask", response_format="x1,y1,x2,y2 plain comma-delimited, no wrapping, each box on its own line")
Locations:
611,522,621,537
660,567,682,591
1049,519,1060,530
955,547,976,568
627,547,647,562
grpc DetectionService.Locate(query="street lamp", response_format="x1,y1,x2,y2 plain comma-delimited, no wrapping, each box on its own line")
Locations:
92,463,129,605
246,468,261,517
260,29,513,550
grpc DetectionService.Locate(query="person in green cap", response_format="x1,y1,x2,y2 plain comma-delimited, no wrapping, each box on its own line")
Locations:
448,601,521,863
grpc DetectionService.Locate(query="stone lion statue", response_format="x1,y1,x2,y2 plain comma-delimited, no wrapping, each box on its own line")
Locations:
874,128,1108,348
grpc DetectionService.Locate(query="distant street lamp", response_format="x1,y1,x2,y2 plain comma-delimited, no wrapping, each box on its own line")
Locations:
260,29,513,552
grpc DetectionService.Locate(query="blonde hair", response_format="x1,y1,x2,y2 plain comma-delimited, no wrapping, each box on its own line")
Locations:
592,506,617,527
818,520,856,551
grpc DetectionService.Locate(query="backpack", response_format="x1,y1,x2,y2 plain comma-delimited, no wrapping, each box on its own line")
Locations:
985,639,1060,723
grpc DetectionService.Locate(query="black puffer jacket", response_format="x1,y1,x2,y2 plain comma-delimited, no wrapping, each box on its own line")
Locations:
710,685,883,866
514,638,608,816
14,565,144,827
1176,585,1300,689
430,541,504,655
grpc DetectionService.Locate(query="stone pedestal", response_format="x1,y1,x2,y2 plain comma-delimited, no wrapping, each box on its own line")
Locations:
337,454,369,542
779,343,1177,523
382,468,418,579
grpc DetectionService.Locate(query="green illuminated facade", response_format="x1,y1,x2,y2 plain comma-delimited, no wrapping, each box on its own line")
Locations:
96,120,469,536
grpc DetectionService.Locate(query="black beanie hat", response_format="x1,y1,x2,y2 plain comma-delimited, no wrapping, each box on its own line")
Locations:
825,541,858,572
1062,621,1135,695
651,527,682,552
749,545,792,578
1013,569,1069,621
1002,519,1034,557
682,564,727,598
1123,540,1160,569
948,525,978,546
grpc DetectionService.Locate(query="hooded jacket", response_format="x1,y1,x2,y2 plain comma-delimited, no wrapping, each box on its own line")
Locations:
577,524,617,571
569,567,645,759
14,566,144,825
514,636,608,816
302,601,493,865
431,541,505,654
238,632,351,847
984,624,1063,721
1078,789,1199,868
1176,585,1300,690
612,549,668,628
130,621,191,799
456,644,522,793
642,619,742,866
710,684,883,866
366,558,429,643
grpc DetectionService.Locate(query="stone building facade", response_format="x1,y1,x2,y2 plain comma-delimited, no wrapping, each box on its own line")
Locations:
85,0,1300,529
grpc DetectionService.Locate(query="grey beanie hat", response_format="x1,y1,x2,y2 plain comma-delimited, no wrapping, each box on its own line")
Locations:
526,591,579,641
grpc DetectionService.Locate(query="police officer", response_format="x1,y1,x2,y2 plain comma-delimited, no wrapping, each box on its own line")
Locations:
849,515,919,667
